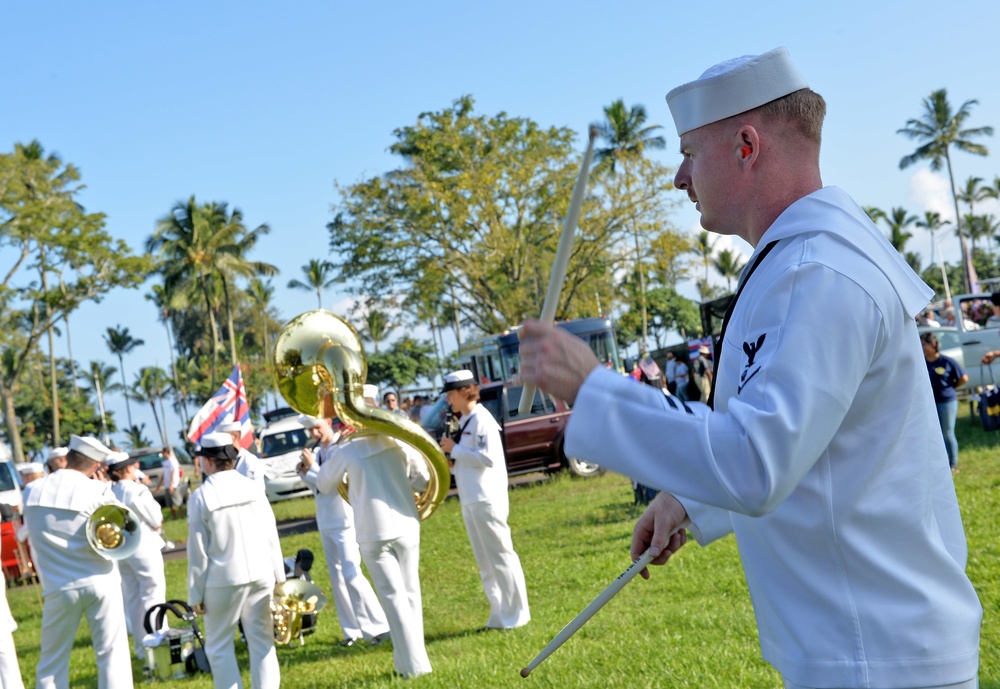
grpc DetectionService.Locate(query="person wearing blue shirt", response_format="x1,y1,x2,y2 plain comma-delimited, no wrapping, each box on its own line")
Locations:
921,331,968,472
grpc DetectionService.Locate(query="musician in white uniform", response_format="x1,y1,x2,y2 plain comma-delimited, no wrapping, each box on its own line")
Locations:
44,447,68,475
106,450,167,659
519,48,981,689
297,414,390,647
188,433,285,689
0,580,24,689
217,421,264,483
23,435,133,689
438,370,530,631
304,386,433,679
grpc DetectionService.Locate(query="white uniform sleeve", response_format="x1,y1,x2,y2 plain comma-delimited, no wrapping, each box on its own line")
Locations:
399,441,430,491
300,461,320,491
315,447,348,496
130,485,164,532
567,262,880,541
186,492,209,607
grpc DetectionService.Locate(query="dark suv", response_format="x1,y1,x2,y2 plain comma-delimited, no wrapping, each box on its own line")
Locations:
420,383,603,478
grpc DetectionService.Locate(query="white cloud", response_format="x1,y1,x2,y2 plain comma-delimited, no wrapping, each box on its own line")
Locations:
907,168,954,221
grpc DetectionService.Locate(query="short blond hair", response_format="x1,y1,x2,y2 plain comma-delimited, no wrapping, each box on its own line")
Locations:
752,88,826,144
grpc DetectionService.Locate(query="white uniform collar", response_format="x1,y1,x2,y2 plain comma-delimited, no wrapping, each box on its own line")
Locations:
200,471,258,511
755,187,932,318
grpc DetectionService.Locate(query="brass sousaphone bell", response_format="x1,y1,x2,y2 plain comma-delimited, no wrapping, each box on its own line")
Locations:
86,502,142,560
271,579,327,646
272,309,450,520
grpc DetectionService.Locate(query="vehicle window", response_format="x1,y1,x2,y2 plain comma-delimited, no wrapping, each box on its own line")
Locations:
0,464,17,492
505,386,555,419
419,396,451,435
481,397,503,424
260,429,311,458
936,330,962,351
137,454,165,471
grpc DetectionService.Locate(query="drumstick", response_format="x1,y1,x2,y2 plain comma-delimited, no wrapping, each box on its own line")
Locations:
520,547,655,678
518,126,599,416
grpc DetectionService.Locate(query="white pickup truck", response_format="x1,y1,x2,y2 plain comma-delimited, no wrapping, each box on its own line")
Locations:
943,293,1000,392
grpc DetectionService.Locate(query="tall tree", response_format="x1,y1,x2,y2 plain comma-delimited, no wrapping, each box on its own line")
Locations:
104,325,144,433
132,366,171,445
329,96,676,335
897,89,993,292
916,211,953,300
712,249,746,291
146,283,190,430
247,277,280,408
358,307,396,355
288,259,337,309
594,100,667,354
0,141,149,461
877,207,918,253
691,231,717,301
79,360,120,445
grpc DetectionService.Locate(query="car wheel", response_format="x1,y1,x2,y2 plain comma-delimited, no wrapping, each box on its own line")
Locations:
563,453,605,478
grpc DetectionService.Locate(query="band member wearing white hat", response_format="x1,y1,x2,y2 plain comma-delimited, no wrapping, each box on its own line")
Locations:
217,420,264,483
188,432,285,689
106,451,167,659
22,435,134,689
437,370,530,631
0,579,24,689
305,392,433,678
296,414,390,647
518,47,981,689
44,447,68,475
16,462,44,487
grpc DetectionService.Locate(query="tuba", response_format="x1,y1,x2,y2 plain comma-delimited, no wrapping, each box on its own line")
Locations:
271,579,327,646
273,309,450,520
86,502,142,560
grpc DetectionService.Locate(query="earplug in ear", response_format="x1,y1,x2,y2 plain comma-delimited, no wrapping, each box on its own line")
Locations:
741,146,752,158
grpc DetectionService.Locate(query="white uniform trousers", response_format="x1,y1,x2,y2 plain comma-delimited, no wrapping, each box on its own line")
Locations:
118,548,166,658
360,533,432,678
784,681,978,689
319,527,389,641
0,629,24,689
36,583,132,689
461,500,530,629
202,580,279,689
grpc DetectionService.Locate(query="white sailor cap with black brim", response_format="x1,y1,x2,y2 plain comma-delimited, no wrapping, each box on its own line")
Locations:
441,369,476,393
197,432,239,462
105,451,138,473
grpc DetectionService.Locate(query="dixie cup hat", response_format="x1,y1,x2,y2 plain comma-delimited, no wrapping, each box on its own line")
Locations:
68,435,115,464
105,451,139,473
442,369,475,393
198,432,239,462
217,421,242,434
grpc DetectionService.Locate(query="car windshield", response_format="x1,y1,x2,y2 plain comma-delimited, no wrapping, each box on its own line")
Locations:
137,453,165,471
419,395,450,434
260,428,311,458
0,464,18,492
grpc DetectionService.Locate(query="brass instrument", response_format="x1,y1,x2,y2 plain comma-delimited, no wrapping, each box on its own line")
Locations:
271,579,327,646
273,309,450,520
86,502,142,560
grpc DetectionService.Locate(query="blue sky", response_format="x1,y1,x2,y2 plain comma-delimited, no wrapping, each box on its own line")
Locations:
4,0,999,447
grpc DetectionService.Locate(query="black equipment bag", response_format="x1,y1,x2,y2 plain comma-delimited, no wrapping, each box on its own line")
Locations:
978,366,1000,432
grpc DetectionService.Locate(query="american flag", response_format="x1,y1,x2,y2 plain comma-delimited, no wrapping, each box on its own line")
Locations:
187,364,254,449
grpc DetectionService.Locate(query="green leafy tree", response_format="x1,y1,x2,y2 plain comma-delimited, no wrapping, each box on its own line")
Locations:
79,360,121,444
146,283,190,429
917,211,953,299
247,277,281,408
124,423,152,450
288,259,337,309
691,231,718,301
712,249,746,291
898,89,993,292
365,337,438,391
0,141,149,461
875,207,918,253
132,366,172,445
357,306,396,356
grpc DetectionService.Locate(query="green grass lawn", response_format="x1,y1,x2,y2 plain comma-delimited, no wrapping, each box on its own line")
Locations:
7,412,999,687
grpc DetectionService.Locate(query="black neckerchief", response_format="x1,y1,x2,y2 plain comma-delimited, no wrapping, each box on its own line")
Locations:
707,240,780,409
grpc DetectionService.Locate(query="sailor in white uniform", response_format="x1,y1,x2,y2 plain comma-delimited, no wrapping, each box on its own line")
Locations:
0,578,24,689
188,432,285,689
23,435,134,689
43,447,68,475
217,421,264,483
438,370,530,631
297,415,390,647
305,385,433,679
518,48,982,689
106,450,167,659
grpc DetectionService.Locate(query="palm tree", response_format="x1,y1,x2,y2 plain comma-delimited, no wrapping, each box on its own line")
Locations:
288,259,338,309
146,283,190,429
957,176,990,216
104,325,144,432
247,277,280,408
879,207,918,253
79,361,121,445
712,249,746,291
897,89,993,292
916,211,952,300
132,366,172,445
593,100,666,353
124,423,152,450
691,231,717,301
359,309,395,355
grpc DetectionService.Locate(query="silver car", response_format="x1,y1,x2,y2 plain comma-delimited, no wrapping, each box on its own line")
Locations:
258,416,313,503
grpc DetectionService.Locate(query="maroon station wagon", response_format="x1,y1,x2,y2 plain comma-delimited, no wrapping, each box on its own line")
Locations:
420,382,604,479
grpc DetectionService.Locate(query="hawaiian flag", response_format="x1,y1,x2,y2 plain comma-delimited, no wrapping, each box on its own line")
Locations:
187,364,254,449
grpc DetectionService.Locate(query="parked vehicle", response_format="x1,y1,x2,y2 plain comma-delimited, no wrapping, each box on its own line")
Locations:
939,294,1000,392
420,382,603,479
258,411,313,503
0,461,23,516
126,447,193,508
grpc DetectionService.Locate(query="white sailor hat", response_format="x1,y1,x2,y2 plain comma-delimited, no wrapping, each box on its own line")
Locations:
297,414,325,429
68,435,114,463
362,384,379,401
16,462,45,475
105,451,138,473
666,47,809,137
217,421,242,434
197,432,238,462
48,447,69,461
442,369,475,393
